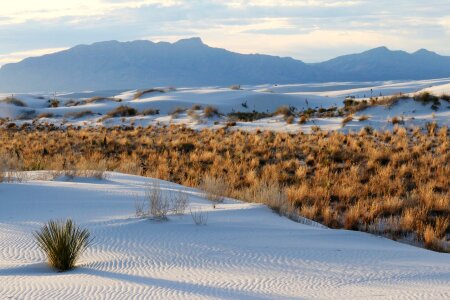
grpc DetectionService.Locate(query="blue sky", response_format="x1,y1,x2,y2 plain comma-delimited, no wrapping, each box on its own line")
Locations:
1,0,449,65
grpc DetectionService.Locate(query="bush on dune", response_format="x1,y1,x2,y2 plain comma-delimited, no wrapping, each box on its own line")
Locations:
106,106,137,118
1,97,27,107
34,219,92,272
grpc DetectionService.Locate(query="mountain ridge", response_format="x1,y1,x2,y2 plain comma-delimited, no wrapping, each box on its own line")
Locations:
1,37,449,92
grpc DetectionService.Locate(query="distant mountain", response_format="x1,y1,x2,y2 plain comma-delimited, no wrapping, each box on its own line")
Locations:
315,47,450,81
0,38,450,92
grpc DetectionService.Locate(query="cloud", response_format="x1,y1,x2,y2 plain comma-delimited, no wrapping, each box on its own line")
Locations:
0,47,68,66
0,0,449,63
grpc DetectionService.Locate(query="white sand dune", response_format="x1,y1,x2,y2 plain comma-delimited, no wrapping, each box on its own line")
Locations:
1,172,449,299
1,78,450,132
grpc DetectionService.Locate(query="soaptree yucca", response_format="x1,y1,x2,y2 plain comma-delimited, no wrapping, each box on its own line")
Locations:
34,219,92,272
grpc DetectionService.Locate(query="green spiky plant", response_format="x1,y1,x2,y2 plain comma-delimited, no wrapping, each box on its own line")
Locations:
34,219,92,272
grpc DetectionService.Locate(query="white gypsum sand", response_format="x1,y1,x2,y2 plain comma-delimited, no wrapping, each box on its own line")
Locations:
1,78,449,132
0,172,449,299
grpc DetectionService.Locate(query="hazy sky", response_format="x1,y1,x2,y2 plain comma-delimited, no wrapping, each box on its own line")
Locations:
1,0,449,66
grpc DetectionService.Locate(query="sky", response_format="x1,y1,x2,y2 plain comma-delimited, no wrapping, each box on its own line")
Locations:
0,0,450,66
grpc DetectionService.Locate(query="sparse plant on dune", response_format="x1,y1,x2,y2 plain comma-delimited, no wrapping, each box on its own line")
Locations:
134,88,166,99
141,108,160,116
106,106,137,118
1,97,27,107
146,182,170,220
34,219,92,272
169,190,189,215
203,106,220,118
190,208,208,225
64,110,94,119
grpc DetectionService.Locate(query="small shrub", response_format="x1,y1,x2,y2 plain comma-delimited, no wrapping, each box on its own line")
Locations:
414,92,439,103
85,96,121,104
391,116,404,125
441,94,450,102
34,219,92,272
190,208,208,225
49,99,60,108
64,110,94,119
1,97,27,107
358,115,369,121
134,88,165,99
169,190,189,215
146,182,170,220
203,106,220,118
230,84,241,90
170,107,186,118
342,115,353,126
37,112,54,119
228,111,271,122
191,104,202,110
107,106,137,117
141,109,159,116
274,105,294,117
286,115,295,124
298,115,308,124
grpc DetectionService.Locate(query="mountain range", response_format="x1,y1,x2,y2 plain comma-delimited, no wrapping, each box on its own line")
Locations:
1,37,450,92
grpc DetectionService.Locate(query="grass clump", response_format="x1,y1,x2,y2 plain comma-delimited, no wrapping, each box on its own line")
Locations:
34,219,92,272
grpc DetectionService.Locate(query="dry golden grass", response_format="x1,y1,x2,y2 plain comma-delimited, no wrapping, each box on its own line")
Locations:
0,125,448,252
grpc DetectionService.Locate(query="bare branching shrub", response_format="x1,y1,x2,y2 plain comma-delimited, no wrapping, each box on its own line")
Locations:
190,208,208,225
134,196,146,218
146,182,170,220
201,175,227,207
169,190,189,215
34,219,92,272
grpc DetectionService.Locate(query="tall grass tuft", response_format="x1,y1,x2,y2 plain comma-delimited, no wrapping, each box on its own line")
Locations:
34,219,92,272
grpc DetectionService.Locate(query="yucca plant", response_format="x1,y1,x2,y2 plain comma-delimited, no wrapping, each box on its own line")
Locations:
34,219,92,272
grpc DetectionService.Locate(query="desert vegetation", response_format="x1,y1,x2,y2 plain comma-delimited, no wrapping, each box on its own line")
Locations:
0,125,448,252
34,219,92,272
1,97,27,107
